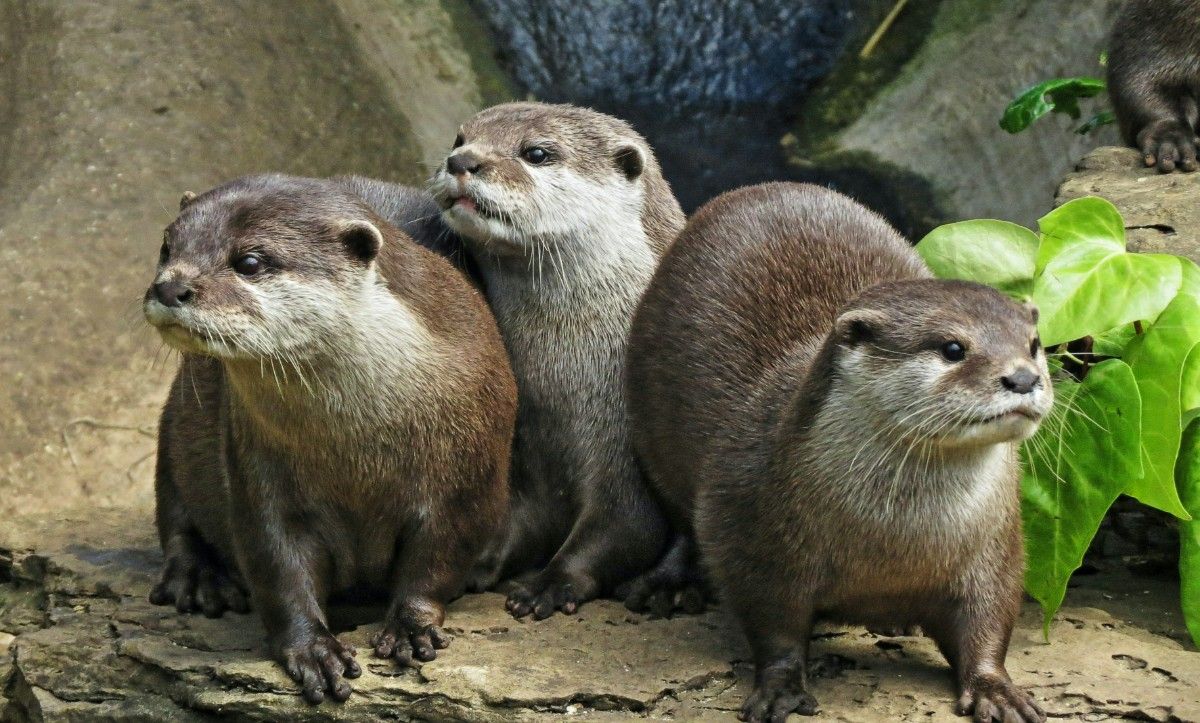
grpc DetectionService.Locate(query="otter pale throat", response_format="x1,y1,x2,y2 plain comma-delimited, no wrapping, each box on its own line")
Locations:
627,182,1051,722
144,175,516,705
429,102,686,620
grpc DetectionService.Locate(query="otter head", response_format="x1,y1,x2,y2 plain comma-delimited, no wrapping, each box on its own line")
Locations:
143,176,385,361
429,102,657,255
831,279,1052,450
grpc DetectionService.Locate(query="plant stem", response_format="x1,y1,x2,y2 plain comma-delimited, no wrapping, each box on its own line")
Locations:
860,0,911,59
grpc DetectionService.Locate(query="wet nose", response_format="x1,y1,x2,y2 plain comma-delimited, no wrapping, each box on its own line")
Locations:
1001,368,1039,395
153,279,194,308
446,151,482,176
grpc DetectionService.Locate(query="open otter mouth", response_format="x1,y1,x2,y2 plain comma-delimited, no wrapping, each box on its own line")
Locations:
442,192,500,219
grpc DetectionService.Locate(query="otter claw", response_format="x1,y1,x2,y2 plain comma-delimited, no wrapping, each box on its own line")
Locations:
956,677,1045,722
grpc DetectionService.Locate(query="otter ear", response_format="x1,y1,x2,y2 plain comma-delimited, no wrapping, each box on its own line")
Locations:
179,191,197,210
1022,300,1040,325
338,220,383,263
613,144,645,180
834,308,887,346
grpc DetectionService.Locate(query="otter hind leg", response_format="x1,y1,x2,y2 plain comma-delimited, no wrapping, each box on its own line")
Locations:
151,411,249,618
150,529,250,618
465,494,549,593
1137,117,1198,173
504,494,667,620
618,532,710,618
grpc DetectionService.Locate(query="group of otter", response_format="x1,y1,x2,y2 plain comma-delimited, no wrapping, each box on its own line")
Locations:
142,5,1196,720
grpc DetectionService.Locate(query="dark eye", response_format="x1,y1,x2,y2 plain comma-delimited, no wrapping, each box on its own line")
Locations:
159,241,169,264
941,340,966,362
1030,337,1041,358
233,253,263,276
521,146,550,165
452,133,464,149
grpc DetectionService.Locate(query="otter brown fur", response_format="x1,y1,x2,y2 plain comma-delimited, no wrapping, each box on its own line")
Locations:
627,183,1052,722
145,174,516,704
428,102,686,619
1108,0,1200,172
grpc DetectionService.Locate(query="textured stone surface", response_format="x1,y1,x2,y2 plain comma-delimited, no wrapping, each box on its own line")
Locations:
0,0,509,521
1056,146,1200,265
1,510,1197,721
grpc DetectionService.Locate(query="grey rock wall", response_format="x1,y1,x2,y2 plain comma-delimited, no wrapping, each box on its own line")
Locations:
831,0,1124,226
0,0,506,520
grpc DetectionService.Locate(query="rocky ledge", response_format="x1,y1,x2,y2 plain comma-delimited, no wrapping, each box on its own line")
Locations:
0,509,1196,722
1057,146,1200,264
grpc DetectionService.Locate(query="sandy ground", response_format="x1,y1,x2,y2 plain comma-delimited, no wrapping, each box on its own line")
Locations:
0,508,1197,721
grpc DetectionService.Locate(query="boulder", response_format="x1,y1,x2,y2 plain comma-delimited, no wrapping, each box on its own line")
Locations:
806,0,1124,227
0,0,509,522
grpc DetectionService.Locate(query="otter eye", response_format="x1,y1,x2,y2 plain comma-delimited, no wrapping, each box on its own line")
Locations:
159,241,169,264
1030,337,1041,358
452,133,464,149
941,341,966,362
233,253,263,276
521,146,550,165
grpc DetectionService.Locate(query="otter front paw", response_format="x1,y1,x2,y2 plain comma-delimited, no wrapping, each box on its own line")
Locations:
739,680,819,722
1138,119,1199,173
277,631,361,704
149,549,249,618
956,676,1045,722
505,570,596,620
371,623,451,667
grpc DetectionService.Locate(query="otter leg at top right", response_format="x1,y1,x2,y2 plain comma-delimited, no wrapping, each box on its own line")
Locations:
1107,0,1200,172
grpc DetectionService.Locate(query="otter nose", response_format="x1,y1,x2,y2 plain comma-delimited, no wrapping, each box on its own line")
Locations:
1001,368,1039,395
153,279,194,308
446,151,482,176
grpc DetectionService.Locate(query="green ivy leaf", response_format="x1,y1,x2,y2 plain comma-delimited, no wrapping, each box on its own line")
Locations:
1123,262,1200,520
1037,197,1125,271
1034,198,1182,346
1021,359,1142,637
1182,338,1200,417
1092,323,1140,358
1176,419,1200,647
1000,77,1106,134
915,220,1038,297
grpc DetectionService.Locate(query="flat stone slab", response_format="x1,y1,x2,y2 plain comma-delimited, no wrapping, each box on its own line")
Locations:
1056,146,1200,264
1,509,1197,721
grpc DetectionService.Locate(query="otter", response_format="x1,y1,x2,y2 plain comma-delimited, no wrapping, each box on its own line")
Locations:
428,102,686,619
1108,0,1200,172
627,183,1052,722
336,175,480,283
144,174,516,704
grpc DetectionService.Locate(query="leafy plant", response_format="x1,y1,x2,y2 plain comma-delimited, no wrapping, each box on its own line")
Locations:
916,197,1199,644
1000,77,1114,136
